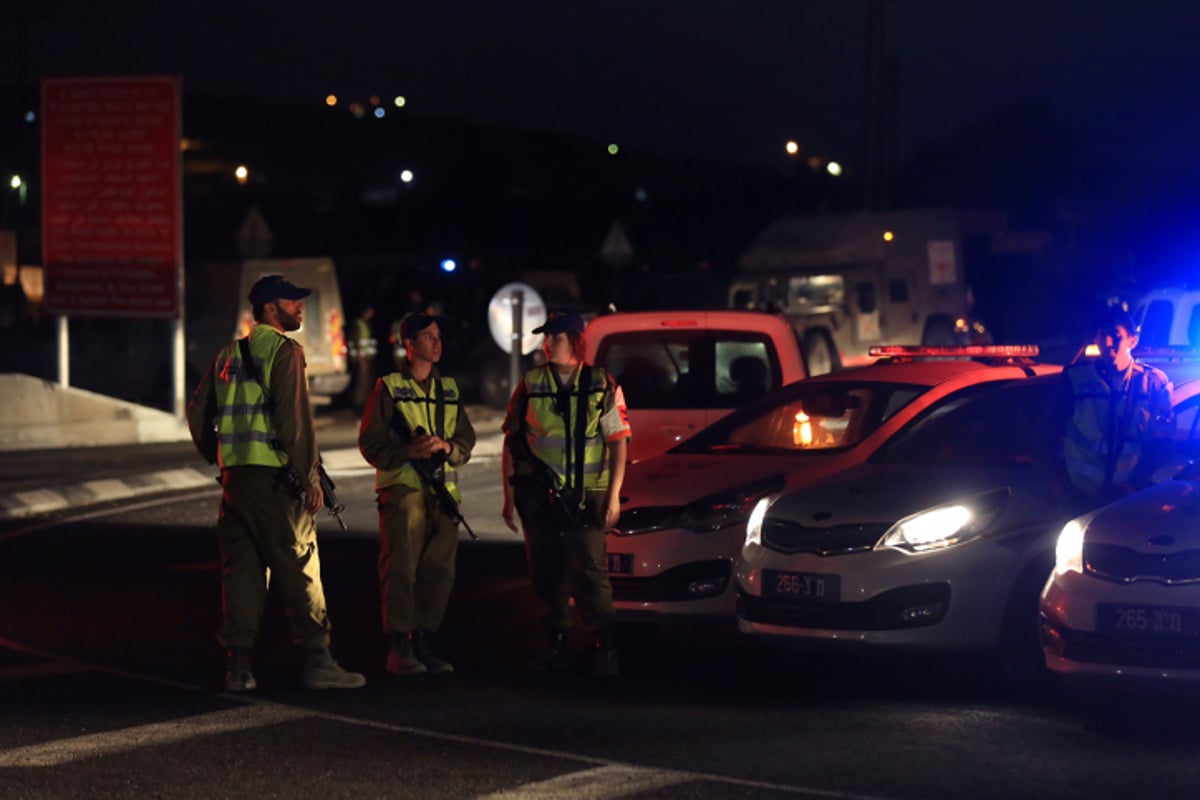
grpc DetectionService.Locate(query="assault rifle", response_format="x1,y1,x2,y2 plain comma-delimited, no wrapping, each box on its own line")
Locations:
508,435,586,532
389,415,477,540
276,461,348,531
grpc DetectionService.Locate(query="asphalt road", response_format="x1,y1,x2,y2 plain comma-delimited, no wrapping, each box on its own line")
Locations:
2,411,1200,799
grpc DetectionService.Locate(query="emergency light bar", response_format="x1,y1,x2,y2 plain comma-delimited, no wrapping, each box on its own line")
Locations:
868,345,1040,358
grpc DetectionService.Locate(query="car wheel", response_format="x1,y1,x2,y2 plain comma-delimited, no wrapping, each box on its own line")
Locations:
803,330,838,376
993,555,1056,701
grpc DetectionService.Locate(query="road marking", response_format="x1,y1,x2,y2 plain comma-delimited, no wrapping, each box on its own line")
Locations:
0,637,899,800
0,705,311,767
0,489,219,543
474,764,690,799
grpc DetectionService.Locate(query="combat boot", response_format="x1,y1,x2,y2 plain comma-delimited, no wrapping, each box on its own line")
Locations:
302,647,367,689
385,632,428,676
224,647,257,692
592,627,619,678
412,630,454,674
541,630,572,673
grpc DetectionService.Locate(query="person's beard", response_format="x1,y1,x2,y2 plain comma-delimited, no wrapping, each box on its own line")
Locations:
276,306,302,332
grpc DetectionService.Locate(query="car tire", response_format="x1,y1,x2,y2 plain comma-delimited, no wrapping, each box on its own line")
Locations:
993,554,1056,701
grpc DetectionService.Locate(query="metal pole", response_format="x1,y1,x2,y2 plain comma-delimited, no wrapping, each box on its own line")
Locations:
57,315,69,387
509,289,523,398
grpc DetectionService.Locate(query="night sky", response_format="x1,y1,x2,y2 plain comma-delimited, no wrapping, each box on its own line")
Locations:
16,0,1200,175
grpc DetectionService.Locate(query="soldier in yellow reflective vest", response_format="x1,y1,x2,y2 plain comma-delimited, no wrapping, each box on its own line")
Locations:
359,312,476,676
349,303,378,414
187,274,365,692
501,310,631,677
1060,306,1175,509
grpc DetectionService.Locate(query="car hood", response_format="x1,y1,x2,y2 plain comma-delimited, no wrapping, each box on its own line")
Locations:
1083,480,1200,552
768,462,1068,530
622,453,820,508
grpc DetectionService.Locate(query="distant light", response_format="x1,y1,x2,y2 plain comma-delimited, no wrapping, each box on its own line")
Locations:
393,96,407,108
826,161,843,177
441,258,457,273
785,140,800,155
607,143,619,156
883,230,894,242
634,186,648,203
325,94,337,107
349,102,365,119
235,165,249,185
400,169,414,183
369,95,380,106
24,110,35,123
10,175,21,189
374,108,385,119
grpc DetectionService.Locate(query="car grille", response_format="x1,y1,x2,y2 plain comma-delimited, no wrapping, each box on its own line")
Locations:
1060,629,1200,670
737,583,950,630
761,518,890,555
1084,543,1200,584
611,559,731,602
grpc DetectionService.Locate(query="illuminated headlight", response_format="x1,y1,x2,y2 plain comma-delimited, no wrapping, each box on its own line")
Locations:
745,497,771,547
878,489,1008,553
1053,519,1085,576
679,479,782,534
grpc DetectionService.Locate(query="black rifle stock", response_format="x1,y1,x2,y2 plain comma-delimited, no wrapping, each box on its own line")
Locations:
389,415,477,540
509,435,584,531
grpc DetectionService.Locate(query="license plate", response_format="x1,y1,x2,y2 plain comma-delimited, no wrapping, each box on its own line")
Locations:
607,553,633,574
762,569,839,603
1097,604,1200,638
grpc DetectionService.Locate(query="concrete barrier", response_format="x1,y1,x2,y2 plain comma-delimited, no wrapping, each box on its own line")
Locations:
0,373,190,452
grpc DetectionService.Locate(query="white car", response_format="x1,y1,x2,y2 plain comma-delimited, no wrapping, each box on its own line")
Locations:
1040,359,1200,685
735,372,1074,654
608,345,1060,625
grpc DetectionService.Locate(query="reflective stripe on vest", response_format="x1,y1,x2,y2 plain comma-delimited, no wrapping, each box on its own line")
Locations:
214,324,287,469
523,366,609,492
376,372,462,499
1063,362,1159,495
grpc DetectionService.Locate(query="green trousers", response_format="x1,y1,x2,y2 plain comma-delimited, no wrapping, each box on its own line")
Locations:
515,483,615,633
377,485,459,634
216,466,332,650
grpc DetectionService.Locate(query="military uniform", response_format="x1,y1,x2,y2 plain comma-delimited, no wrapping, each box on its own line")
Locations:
358,362,475,674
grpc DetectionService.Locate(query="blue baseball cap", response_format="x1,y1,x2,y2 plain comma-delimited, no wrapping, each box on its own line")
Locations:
533,310,585,335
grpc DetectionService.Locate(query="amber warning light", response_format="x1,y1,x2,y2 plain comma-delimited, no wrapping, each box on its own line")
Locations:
868,345,1040,358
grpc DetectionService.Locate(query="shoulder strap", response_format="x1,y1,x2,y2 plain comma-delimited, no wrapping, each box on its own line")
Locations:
238,337,263,385
572,366,591,493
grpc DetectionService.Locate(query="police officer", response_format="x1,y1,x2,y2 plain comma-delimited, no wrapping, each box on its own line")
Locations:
1061,306,1175,509
500,310,631,677
359,312,476,676
187,274,366,692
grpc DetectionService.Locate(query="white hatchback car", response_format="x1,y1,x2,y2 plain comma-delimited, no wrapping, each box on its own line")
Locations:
735,370,1075,655
1040,358,1200,685
608,346,1060,625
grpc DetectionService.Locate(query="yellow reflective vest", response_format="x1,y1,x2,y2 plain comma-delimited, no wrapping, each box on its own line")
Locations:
213,324,288,469
520,365,611,493
377,371,462,499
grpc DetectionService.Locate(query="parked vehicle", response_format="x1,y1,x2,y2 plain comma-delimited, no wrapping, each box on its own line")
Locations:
606,345,1057,626
730,209,990,374
1040,357,1200,686
1130,287,1200,348
585,310,808,463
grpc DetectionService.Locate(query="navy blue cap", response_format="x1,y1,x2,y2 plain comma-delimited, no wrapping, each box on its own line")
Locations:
248,275,311,306
533,310,585,335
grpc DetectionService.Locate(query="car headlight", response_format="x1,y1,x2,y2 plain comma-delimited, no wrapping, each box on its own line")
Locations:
745,497,771,547
1053,519,1085,576
878,489,1008,553
680,478,782,534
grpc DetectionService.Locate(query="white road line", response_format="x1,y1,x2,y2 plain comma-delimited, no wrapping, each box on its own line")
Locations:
474,764,690,799
0,489,219,543
0,705,311,767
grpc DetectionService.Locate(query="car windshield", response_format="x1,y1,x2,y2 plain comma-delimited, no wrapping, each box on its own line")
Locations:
871,378,1061,466
673,381,926,454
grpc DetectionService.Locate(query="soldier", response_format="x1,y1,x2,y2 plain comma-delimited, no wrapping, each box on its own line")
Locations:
187,274,366,692
500,310,631,676
359,312,476,675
